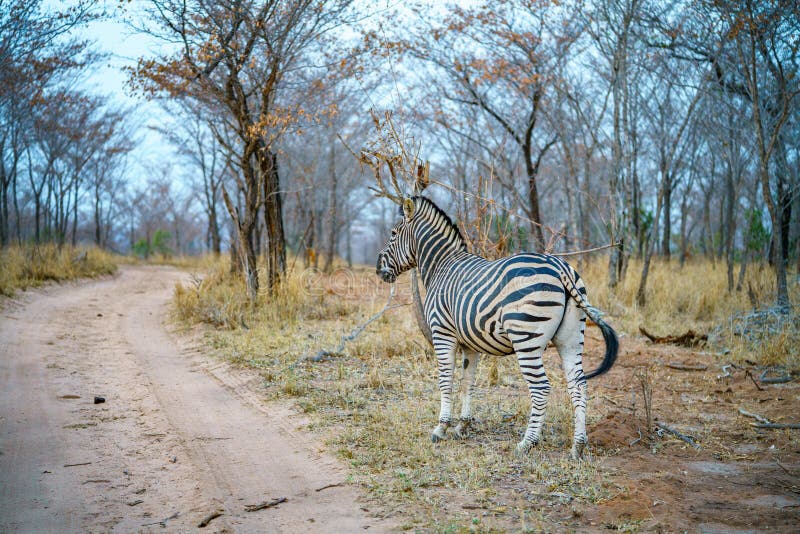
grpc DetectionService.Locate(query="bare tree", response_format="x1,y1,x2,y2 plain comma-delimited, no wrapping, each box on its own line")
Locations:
133,0,354,302
717,0,800,307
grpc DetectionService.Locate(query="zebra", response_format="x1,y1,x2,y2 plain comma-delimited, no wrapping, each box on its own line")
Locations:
376,196,618,459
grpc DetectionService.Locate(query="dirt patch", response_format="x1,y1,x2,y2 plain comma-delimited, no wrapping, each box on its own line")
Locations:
589,411,641,449
578,335,800,532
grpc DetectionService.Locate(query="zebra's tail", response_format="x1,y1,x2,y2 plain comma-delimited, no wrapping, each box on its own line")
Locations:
559,270,619,380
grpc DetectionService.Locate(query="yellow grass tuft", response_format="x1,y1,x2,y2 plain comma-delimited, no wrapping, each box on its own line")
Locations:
0,244,117,296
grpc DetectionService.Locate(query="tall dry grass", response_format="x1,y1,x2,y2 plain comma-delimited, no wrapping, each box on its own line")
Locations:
577,256,790,333
0,244,118,296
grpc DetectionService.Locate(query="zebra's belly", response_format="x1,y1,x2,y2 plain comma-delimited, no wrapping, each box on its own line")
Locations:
453,311,515,356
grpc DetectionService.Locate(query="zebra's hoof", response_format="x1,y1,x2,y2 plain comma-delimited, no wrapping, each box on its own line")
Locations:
514,440,533,456
454,419,471,439
431,426,447,443
571,441,586,460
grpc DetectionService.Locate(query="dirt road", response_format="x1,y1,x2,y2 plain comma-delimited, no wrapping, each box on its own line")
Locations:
0,266,387,533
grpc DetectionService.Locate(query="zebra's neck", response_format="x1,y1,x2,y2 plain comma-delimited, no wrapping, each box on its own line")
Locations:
411,201,468,287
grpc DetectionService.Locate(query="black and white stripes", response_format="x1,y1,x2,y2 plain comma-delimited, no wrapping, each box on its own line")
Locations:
376,196,618,459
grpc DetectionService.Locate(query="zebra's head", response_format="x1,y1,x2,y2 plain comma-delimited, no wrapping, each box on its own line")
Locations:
376,198,417,283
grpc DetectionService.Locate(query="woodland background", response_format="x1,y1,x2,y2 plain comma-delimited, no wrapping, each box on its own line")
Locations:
1,0,798,306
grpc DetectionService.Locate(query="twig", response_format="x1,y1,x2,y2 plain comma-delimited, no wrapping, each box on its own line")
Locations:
738,408,799,429
755,423,800,430
738,408,771,424
198,510,224,528
776,461,793,475
745,370,765,391
760,369,794,384
315,482,343,492
629,427,643,447
717,364,733,380
655,422,701,449
634,367,653,434
63,462,92,467
666,362,708,371
142,511,179,528
244,497,287,512
551,242,622,256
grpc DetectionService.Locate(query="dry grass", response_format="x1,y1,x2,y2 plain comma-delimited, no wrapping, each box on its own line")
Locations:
0,244,117,296
580,257,789,333
172,255,799,530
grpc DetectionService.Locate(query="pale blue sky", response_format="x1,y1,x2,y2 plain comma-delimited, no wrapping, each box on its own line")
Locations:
56,0,176,186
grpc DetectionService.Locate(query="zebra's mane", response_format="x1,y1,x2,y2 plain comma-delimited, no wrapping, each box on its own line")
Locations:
408,196,467,251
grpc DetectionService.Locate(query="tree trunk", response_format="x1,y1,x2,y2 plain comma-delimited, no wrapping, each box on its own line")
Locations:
71,183,79,247
661,177,672,259
94,186,102,247
222,148,259,302
12,166,20,244
209,207,221,255
777,150,792,272
637,170,667,306
346,218,353,268
679,191,690,267
608,24,629,289
304,208,315,269
724,164,736,292
262,149,286,292
0,138,7,247
523,141,545,251
323,141,338,273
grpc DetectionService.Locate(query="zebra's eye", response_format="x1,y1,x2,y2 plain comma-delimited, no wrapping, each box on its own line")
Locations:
391,228,398,237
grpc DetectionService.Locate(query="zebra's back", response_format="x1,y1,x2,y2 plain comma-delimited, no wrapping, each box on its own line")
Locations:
428,253,581,356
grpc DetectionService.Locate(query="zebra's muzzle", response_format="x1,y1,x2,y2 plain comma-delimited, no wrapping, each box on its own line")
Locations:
378,268,397,283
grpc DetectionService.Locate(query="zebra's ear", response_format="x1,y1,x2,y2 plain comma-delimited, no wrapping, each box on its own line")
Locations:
402,197,416,220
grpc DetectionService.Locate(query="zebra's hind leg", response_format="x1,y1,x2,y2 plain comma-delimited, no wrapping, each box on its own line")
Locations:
454,350,481,439
431,335,458,443
507,330,551,456
553,301,589,459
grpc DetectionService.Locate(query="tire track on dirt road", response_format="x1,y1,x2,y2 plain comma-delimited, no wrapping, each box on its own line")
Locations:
0,265,389,533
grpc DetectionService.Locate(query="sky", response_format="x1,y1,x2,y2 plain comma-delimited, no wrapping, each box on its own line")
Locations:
63,0,176,187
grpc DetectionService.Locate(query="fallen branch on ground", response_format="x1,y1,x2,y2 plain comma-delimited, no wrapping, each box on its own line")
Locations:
760,369,795,384
739,408,770,424
244,497,287,512
738,408,800,429
315,482,343,492
718,363,764,390
198,510,224,528
302,285,403,363
655,422,701,449
639,326,708,347
666,362,708,371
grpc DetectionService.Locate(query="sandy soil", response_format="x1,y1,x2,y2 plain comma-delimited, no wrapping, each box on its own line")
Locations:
0,265,389,533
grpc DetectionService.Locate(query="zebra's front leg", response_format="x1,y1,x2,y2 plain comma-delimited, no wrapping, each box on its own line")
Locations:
431,337,458,443
454,350,481,439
